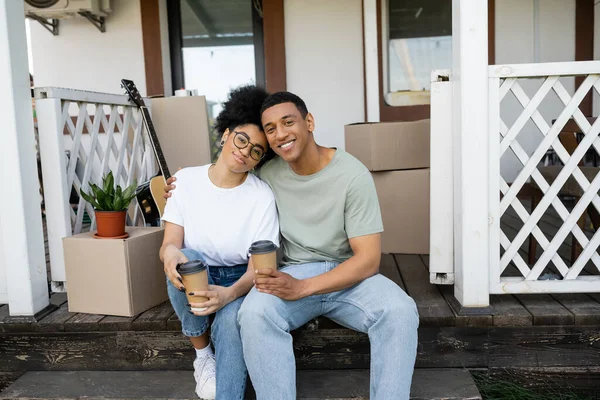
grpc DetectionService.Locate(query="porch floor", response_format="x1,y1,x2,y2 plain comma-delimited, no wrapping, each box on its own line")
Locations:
4,205,598,372
1,253,600,372
2,252,600,332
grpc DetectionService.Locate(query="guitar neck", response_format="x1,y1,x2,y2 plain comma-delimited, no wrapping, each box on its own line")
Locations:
140,107,171,180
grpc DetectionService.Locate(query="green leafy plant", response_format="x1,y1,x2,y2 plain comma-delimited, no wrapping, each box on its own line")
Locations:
79,172,137,211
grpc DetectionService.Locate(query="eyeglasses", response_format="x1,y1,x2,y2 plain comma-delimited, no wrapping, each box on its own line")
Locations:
232,131,266,161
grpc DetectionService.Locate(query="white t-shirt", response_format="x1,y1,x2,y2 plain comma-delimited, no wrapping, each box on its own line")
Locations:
161,165,280,266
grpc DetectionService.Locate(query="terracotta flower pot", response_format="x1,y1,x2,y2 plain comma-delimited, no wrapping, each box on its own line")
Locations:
95,210,127,238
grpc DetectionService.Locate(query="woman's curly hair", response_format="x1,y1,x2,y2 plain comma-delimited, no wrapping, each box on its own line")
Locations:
214,85,275,168
215,85,268,135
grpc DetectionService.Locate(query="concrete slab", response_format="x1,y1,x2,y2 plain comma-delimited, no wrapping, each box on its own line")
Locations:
0,369,481,400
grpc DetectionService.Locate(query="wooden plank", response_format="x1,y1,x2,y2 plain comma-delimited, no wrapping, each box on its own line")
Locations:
132,301,174,331
394,254,455,327
293,328,370,369
0,329,369,371
36,303,76,332
487,325,600,368
166,312,182,331
587,292,600,303
1,325,599,371
63,313,105,332
514,294,574,325
378,254,405,291
415,326,488,368
551,293,600,325
98,315,138,331
490,295,532,326
0,331,193,372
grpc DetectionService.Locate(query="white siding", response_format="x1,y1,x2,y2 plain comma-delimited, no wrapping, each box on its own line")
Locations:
284,0,365,149
29,0,147,96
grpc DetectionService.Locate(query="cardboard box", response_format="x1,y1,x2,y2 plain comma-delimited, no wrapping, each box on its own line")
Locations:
372,169,430,254
345,119,430,171
63,227,167,316
150,96,212,171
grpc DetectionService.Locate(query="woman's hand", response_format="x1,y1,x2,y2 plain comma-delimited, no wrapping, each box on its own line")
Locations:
163,245,187,292
163,176,177,200
189,285,235,316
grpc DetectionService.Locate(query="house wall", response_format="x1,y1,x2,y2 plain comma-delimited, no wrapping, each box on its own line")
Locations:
284,0,365,149
28,0,147,96
495,0,576,182
25,0,589,179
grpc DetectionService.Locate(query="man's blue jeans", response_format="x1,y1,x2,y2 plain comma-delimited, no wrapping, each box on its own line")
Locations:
238,261,419,400
166,248,248,400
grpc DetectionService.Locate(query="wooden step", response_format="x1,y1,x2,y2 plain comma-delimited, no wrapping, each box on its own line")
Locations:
0,369,481,400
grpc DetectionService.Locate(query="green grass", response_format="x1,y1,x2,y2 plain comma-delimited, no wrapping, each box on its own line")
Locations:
472,371,593,400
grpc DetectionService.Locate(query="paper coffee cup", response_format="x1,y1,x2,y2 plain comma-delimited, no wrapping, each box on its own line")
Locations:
177,259,209,309
249,240,278,279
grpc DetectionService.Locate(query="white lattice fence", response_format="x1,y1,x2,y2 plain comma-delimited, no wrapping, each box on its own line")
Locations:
36,88,157,292
489,62,600,294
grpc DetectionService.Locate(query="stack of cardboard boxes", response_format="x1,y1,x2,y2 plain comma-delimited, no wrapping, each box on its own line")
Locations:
345,120,430,254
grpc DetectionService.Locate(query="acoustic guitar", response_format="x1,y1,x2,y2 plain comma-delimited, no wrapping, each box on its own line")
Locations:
121,79,170,227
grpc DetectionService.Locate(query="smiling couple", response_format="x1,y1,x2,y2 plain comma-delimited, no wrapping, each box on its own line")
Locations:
159,85,419,400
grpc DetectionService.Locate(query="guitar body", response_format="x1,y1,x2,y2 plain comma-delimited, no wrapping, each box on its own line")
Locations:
122,79,172,227
135,174,167,227
150,175,168,216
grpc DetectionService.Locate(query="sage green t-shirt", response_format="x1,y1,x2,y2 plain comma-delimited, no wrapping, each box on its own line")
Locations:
258,149,383,265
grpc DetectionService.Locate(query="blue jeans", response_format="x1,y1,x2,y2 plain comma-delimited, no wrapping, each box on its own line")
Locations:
238,261,419,400
167,248,248,400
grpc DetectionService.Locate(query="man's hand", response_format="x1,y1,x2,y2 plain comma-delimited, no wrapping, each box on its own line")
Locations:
163,176,177,200
254,269,309,301
189,285,235,316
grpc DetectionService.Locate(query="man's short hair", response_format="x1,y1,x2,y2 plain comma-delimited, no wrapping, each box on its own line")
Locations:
261,91,309,118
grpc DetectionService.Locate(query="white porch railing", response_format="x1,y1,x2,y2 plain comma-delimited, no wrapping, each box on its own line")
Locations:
36,87,157,292
489,61,600,294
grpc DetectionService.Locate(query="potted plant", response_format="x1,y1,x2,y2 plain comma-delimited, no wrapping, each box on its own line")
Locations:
80,172,137,238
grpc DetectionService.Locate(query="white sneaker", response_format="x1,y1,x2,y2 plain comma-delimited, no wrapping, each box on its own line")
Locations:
193,354,216,399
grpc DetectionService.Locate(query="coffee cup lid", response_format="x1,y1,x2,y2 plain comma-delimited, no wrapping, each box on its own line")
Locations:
249,240,278,255
177,259,207,275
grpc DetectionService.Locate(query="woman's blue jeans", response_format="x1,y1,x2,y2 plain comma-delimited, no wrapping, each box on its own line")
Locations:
167,248,247,400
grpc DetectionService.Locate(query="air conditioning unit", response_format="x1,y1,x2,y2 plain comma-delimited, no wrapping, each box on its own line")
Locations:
24,0,111,19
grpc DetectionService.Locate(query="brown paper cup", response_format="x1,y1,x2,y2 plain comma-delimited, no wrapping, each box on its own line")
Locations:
180,269,209,309
251,252,278,279
177,259,209,311
249,240,279,279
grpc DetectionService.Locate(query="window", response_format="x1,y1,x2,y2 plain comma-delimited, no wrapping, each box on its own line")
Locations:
169,0,265,160
383,0,451,106
179,0,262,115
